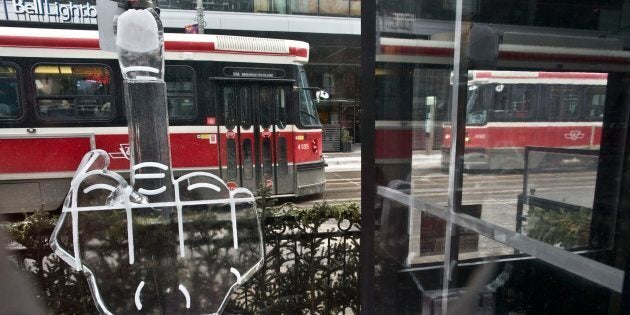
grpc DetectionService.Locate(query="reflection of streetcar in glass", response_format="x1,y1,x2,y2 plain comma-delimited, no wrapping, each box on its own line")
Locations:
0,27,325,213
442,71,607,170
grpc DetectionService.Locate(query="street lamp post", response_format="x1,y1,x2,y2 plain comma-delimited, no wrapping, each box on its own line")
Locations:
196,0,205,34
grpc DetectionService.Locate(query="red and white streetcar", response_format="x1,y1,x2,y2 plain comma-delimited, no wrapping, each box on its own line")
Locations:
0,26,325,213
442,70,607,170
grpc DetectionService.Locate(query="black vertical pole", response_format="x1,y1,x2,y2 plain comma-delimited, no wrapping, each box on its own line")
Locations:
442,9,471,306
3,0,9,20
360,0,376,313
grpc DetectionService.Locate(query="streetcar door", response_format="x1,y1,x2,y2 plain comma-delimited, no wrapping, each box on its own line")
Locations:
219,83,293,195
253,84,293,195
220,85,242,190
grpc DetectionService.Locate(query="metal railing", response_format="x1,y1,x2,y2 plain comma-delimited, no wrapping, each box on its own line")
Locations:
5,206,360,314
227,209,360,314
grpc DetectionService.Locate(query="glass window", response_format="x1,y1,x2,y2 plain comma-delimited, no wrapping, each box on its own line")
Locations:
0,64,21,119
320,0,349,16
349,0,360,17
227,138,237,180
490,84,535,121
277,136,288,177
585,87,606,121
254,0,287,13
290,0,317,14
298,69,322,127
465,85,487,124
242,138,253,180
259,86,272,129
262,138,272,179
223,86,236,130
548,85,580,121
368,0,630,309
165,66,196,119
276,87,287,129
34,64,113,120
239,86,252,129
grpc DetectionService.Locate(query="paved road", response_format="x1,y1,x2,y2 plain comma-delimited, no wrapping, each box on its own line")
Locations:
291,170,362,208
296,169,595,212
293,168,597,260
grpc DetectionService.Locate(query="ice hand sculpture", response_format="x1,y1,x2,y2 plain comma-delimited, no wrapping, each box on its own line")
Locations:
115,9,164,80
50,150,264,314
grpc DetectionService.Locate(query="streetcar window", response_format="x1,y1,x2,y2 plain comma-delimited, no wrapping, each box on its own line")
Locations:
239,86,252,129
0,64,21,119
465,84,487,124
278,136,288,177
262,138,272,179
298,69,322,127
585,87,606,121
165,66,196,119
490,84,535,121
276,87,287,129
33,64,113,120
223,86,236,130
227,138,237,180
547,85,581,121
259,86,272,129
242,138,253,180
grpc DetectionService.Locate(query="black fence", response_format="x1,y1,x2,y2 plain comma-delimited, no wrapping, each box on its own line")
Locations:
3,201,360,314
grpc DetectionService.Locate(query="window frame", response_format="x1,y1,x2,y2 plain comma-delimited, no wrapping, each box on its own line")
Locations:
238,85,253,129
222,85,237,130
488,83,537,122
545,84,582,121
296,67,323,129
31,62,116,122
583,86,606,122
0,61,25,122
165,65,198,121
275,85,289,130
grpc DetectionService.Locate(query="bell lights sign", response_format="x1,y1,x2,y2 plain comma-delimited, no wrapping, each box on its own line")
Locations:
10,0,97,22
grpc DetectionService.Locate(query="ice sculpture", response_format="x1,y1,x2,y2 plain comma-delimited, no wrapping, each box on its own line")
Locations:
50,7,263,314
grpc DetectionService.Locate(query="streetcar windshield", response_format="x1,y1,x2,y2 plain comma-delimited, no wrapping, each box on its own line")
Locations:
297,67,321,127
465,85,487,124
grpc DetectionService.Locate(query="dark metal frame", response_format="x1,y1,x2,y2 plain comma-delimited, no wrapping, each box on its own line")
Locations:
359,0,375,312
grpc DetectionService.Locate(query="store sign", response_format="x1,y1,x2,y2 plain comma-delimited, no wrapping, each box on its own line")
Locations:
11,0,97,22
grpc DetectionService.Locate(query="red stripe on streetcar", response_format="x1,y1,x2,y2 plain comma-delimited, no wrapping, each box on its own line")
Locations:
0,35,306,58
442,125,602,149
0,35,100,49
537,72,608,79
0,137,91,173
499,50,630,65
164,40,216,52
474,72,607,80
380,44,630,66
380,45,453,57
289,46,309,58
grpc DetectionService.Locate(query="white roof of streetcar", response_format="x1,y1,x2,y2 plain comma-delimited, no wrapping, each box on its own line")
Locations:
0,26,309,65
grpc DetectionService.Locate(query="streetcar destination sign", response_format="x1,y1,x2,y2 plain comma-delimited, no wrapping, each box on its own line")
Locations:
224,67,285,79
11,0,97,22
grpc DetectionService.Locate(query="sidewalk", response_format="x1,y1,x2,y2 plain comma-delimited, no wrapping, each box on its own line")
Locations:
323,144,442,172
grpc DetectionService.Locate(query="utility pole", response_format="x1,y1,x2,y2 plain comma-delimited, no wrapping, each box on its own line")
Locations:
196,0,205,34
